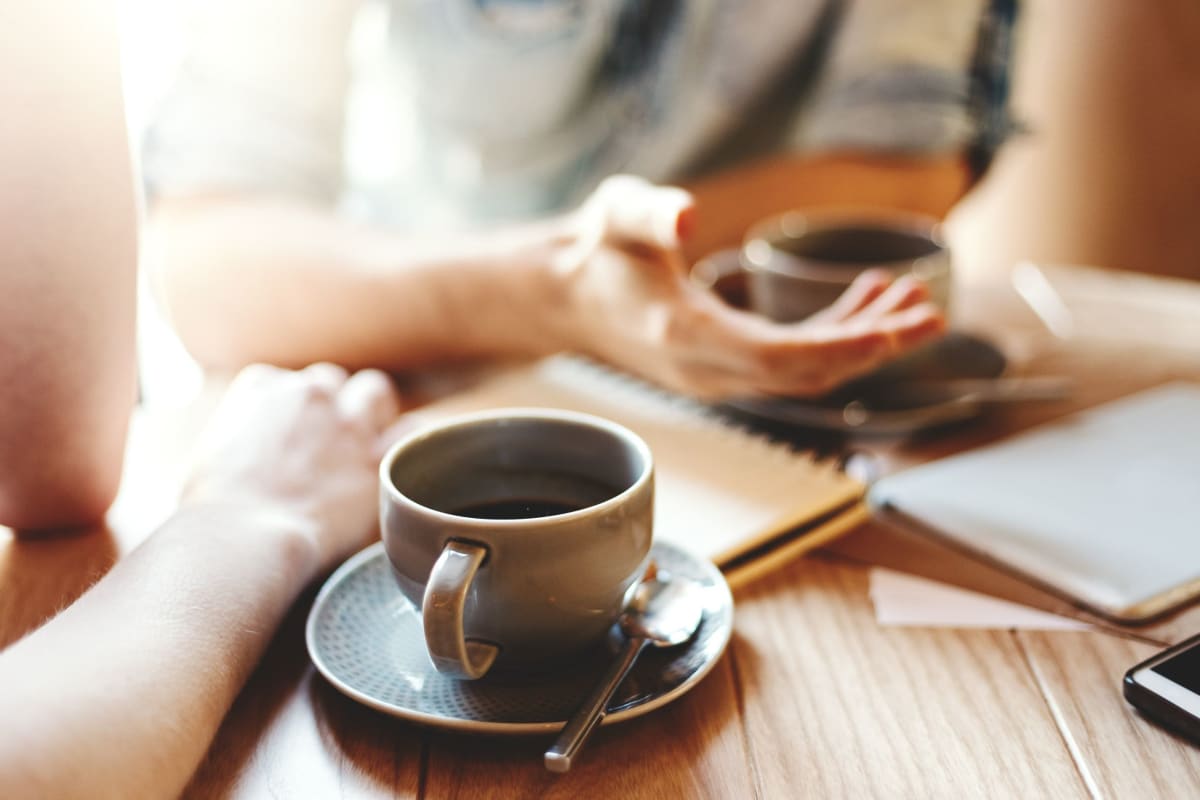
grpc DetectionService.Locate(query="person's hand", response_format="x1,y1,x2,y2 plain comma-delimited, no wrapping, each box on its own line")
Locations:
551,175,945,399
181,363,402,571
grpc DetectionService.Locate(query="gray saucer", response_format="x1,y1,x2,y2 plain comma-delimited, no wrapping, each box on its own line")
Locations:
721,331,1008,435
306,541,733,734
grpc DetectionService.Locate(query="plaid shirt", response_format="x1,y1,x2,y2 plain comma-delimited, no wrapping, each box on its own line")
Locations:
143,0,1017,230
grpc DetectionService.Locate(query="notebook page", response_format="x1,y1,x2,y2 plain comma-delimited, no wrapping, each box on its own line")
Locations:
868,381,1200,621
416,357,864,565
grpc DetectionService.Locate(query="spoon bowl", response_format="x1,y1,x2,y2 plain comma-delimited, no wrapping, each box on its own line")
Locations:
620,571,704,647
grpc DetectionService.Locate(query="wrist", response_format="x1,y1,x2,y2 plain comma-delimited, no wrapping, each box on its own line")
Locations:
166,500,321,589
444,216,586,358
516,215,588,354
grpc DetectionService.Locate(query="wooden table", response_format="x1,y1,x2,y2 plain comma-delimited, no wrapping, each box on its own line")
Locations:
4,262,1200,798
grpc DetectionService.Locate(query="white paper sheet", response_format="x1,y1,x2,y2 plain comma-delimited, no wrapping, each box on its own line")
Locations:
869,568,1095,631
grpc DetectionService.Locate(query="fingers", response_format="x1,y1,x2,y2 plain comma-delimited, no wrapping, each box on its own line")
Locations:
301,361,350,394
854,275,931,322
874,302,946,350
649,284,946,398
588,175,696,250
779,306,944,394
243,362,401,438
225,362,286,392
337,369,402,433
806,269,893,324
789,299,944,390
784,272,931,331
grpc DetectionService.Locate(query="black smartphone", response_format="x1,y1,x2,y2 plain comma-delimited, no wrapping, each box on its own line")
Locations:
1124,632,1200,744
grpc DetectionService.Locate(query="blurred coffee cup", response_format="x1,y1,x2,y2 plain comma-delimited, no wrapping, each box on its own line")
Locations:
693,209,951,322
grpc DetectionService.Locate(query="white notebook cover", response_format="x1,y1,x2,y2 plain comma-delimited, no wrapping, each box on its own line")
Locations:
413,357,865,581
869,382,1200,621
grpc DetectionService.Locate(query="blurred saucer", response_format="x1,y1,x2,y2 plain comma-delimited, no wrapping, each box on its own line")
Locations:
720,331,1009,436
306,540,733,735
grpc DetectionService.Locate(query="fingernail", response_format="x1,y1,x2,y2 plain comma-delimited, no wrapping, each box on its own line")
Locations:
675,206,696,242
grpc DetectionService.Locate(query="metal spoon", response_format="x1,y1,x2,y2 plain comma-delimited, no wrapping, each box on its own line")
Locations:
900,376,1075,404
837,375,1075,431
544,571,704,773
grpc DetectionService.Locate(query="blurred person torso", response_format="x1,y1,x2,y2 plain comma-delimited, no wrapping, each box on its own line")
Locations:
144,0,997,232
344,0,828,227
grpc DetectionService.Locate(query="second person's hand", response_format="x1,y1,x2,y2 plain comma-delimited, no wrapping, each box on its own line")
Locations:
181,363,403,575
550,175,946,400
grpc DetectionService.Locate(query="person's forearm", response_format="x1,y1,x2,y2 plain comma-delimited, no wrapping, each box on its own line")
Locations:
681,152,973,264
0,0,138,529
147,197,577,371
0,503,318,799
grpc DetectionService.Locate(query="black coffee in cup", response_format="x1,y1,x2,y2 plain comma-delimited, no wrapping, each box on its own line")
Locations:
774,225,943,264
447,470,620,520
453,497,584,519
404,463,623,523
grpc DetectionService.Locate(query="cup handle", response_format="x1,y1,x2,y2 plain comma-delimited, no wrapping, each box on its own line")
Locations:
422,540,500,679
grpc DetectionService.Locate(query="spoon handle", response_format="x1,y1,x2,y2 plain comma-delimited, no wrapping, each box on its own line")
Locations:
944,376,1074,403
544,635,648,773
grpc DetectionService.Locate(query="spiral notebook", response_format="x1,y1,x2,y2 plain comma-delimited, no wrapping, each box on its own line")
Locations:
415,357,868,587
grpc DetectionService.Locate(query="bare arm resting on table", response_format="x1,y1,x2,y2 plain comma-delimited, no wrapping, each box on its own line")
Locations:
148,175,945,400
0,364,402,799
0,1,137,529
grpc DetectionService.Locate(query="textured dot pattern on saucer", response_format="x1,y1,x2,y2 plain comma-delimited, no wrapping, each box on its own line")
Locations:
306,540,733,734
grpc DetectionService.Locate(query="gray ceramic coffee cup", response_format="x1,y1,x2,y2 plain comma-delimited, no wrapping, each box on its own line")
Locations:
379,408,654,680
741,210,952,322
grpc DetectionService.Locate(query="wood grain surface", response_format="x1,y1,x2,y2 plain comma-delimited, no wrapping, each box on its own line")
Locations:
4,262,1200,798
733,556,1085,799
1017,631,1200,800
